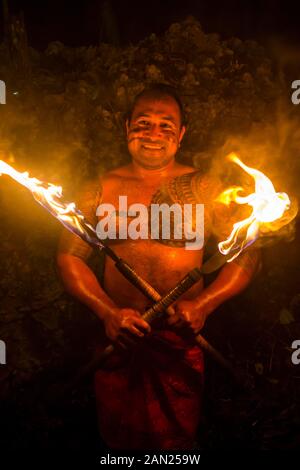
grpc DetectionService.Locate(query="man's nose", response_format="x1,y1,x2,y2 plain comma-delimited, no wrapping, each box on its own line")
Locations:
144,123,162,138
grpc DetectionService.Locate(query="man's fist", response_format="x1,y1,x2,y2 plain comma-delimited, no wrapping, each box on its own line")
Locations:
103,307,151,348
167,299,208,333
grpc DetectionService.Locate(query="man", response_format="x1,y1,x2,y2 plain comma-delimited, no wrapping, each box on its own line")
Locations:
57,84,259,449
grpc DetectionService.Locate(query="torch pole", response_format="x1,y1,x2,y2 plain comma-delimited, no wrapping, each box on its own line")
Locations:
67,251,244,392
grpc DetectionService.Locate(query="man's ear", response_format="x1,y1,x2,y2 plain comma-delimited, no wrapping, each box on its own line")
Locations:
179,125,186,144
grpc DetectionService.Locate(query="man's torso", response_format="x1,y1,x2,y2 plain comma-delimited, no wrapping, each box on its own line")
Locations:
98,163,205,311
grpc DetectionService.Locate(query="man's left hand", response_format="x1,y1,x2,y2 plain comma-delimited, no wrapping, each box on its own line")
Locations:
167,299,209,333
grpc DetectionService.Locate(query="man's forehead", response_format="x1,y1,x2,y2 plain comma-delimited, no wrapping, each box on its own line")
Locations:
132,96,181,120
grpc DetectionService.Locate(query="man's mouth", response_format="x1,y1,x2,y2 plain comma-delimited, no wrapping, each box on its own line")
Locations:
142,143,164,150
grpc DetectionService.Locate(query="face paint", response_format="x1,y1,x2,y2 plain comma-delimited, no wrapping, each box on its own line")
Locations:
127,97,185,170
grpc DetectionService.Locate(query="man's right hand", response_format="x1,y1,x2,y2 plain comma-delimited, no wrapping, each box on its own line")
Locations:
103,307,151,348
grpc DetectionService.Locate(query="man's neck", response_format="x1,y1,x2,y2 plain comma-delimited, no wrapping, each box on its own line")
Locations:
131,159,177,181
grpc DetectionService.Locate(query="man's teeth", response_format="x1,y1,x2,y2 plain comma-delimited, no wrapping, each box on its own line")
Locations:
143,144,163,149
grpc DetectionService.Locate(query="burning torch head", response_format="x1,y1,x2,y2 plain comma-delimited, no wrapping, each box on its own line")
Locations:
214,153,298,259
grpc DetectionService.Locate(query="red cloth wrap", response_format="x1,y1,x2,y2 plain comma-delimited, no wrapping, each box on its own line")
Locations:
94,328,204,450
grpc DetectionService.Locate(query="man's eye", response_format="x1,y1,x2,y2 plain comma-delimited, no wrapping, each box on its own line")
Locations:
138,120,150,126
160,123,172,129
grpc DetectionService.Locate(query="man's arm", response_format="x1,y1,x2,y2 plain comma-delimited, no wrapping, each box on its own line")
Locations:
56,179,150,346
56,178,115,321
57,252,117,321
195,249,260,314
57,179,116,320
197,249,260,317
170,249,260,332
57,241,151,347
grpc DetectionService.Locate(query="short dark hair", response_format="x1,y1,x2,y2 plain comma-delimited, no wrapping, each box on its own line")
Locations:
127,83,186,127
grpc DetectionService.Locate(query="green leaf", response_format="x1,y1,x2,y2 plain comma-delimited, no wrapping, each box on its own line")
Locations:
279,308,295,325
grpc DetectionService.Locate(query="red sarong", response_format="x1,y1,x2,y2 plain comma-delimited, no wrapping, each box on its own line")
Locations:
94,328,204,450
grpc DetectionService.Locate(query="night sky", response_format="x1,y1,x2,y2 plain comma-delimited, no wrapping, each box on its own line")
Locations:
1,0,300,49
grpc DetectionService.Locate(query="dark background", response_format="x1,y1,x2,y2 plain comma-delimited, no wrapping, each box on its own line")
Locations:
1,0,300,48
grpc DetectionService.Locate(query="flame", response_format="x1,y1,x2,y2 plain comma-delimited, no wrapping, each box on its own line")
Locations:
217,153,292,261
0,158,295,264
0,160,102,248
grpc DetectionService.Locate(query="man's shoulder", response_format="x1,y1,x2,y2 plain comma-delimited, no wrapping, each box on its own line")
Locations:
77,175,103,195
172,163,196,177
151,169,220,207
171,164,221,189
104,164,132,178
78,168,123,193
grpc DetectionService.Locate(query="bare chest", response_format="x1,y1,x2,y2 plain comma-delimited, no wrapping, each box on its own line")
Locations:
101,178,161,207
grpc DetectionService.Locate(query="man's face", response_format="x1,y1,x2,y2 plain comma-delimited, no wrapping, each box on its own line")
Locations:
126,96,186,170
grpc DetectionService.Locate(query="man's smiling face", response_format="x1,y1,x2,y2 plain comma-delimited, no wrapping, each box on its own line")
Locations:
126,95,186,170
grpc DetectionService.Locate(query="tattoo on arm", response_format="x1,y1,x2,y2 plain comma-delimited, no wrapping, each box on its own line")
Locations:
232,250,261,277
57,179,102,261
